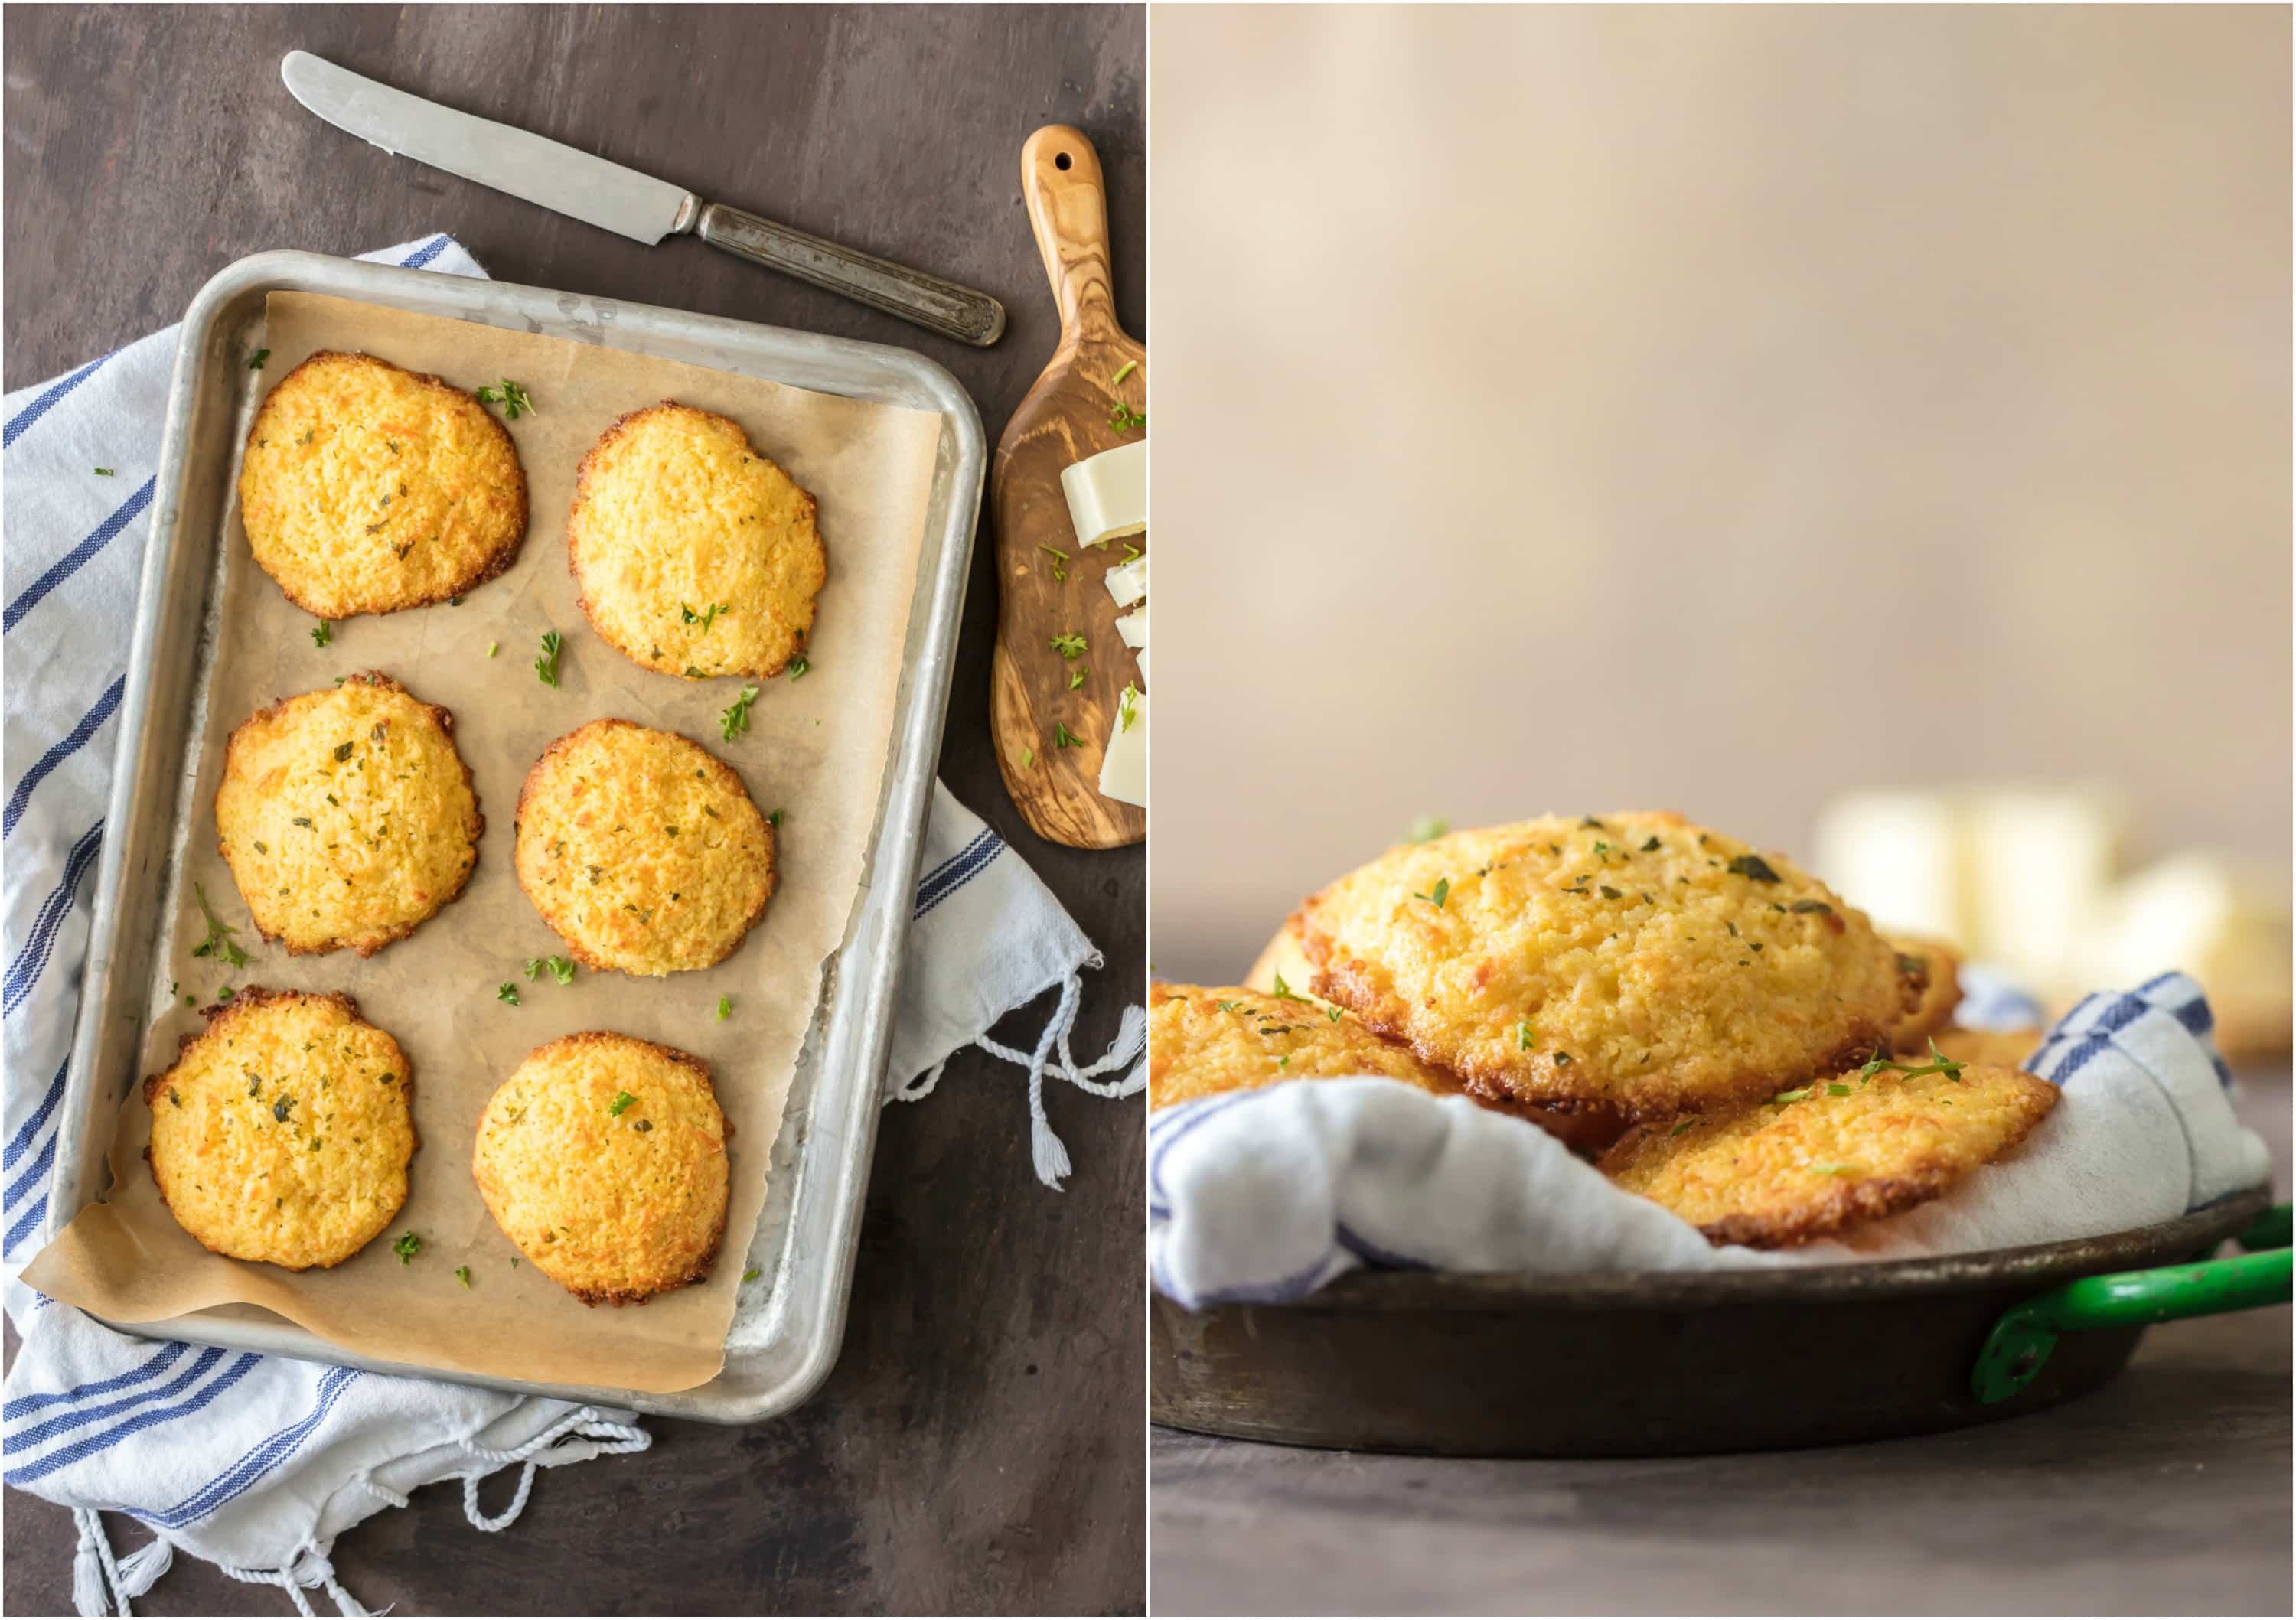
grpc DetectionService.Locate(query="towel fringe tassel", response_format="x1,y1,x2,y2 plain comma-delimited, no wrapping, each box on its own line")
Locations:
898,970,1147,1190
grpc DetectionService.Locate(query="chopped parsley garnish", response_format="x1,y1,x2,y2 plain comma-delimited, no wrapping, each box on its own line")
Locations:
1669,1118,1699,1136
1808,1164,1858,1177
497,983,520,1005
249,349,271,370
786,654,810,680
1326,1006,1344,1022
722,685,761,741
1019,746,1035,768
1552,1051,1572,1066
1107,401,1146,432
608,1090,637,1118
1269,973,1310,1003
1641,836,1662,852
1068,668,1087,690
1770,1087,1812,1104
768,807,784,828
1408,816,1450,843
1038,544,1070,582
1599,885,1622,900
742,1268,762,1283
1413,877,1450,908
474,380,535,419
1857,1039,1967,1084
1826,1082,1853,1096
534,630,563,688
191,882,252,967
1055,723,1083,748
217,986,236,1002
716,995,732,1022
168,1087,182,1108
393,1231,421,1264
1111,360,1138,385
93,467,115,477
680,601,731,631
1727,853,1781,883
1517,1022,1534,1050
455,1265,472,1288
1117,684,1141,732
1049,631,1087,661
310,619,332,648
486,641,498,658
545,956,574,985
333,741,354,762
1790,899,1834,914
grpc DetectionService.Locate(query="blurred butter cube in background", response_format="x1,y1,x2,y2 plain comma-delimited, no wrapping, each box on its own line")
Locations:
1815,786,2291,1058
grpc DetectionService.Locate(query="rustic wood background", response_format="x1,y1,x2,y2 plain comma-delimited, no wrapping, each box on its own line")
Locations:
2,5,1145,1614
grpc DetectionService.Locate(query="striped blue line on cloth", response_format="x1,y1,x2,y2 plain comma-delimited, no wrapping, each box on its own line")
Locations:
3,477,155,634
915,828,1003,919
144,1365,363,1530
5,1185,51,1253
2,1341,188,1423
5,673,123,840
2,819,103,1019
2,356,109,449
400,233,452,270
5,1057,67,1171
4,1129,54,1217
5,1349,260,1486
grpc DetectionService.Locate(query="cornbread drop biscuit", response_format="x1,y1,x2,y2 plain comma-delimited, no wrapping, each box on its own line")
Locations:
514,719,774,976
473,1032,731,1305
1887,937,1962,1048
1296,813,1910,1123
145,988,415,1270
567,403,825,680
215,672,481,956
1600,1061,2059,1247
237,351,527,616
1149,983,1626,1153
1923,1026,2045,1069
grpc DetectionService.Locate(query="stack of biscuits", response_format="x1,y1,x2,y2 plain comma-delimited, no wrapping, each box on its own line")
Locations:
1150,810,2057,1248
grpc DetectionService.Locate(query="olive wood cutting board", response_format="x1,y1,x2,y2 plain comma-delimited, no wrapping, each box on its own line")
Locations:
989,125,1146,849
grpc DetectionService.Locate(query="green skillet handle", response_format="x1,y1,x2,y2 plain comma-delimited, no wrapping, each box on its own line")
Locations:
1972,1210,2292,1405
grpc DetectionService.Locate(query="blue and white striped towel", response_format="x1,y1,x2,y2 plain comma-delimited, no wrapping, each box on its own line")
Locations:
1149,971,2270,1308
4,235,1142,1615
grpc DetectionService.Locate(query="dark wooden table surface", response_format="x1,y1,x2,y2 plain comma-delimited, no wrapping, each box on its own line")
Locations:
1153,1075,2293,1616
2,5,1145,1614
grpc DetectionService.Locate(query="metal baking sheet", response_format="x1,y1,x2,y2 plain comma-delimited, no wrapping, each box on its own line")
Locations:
42,249,983,1423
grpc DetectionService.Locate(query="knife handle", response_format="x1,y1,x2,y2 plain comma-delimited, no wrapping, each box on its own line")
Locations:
695,202,1006,347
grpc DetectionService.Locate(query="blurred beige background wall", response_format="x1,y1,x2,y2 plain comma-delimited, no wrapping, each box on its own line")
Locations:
1149,3,2291,980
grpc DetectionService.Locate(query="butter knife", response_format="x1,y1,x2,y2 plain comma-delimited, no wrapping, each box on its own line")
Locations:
280,51,1006,347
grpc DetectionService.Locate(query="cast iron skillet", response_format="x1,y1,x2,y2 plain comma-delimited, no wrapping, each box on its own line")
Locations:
1150,1185,2288,1456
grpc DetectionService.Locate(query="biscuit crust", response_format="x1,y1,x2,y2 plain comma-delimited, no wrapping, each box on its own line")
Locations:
237,350,527,618
215,672,481,957
1600,1061,2059,1247
1150,982,1626,1152
1923,1026,2046,1068
145,987,416,1270
1296,813,1910,1123
1886,937,1963,1048
472,1031,731,1305
567,402,826,680
514,719,775,976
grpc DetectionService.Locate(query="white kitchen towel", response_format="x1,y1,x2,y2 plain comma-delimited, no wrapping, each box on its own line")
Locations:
1148,972,2272,1308
4,235,1141,1615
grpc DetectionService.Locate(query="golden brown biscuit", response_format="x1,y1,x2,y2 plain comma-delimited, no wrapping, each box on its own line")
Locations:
1887,937,1963,1048
1296,813,1910,1123
1600,1059,2058,1247
472,1032,730,1305
567,402,825,680
214,672,481,956
514,719,775,976
1149,983,1626,1153
145,988,416,1270
1924,1026,2045,1068
237,351,527,617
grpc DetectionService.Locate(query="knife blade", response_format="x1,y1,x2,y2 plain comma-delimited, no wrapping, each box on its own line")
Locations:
279,51,1005,346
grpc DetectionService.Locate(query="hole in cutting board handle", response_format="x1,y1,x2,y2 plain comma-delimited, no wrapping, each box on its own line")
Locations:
1055,152,1072,171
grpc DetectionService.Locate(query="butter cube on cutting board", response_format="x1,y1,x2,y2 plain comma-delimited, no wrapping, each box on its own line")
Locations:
1099,686,1147,807
1060,441,1147,548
